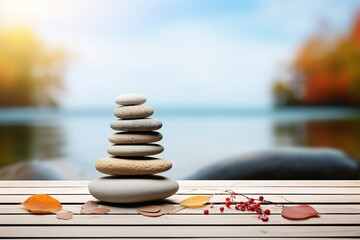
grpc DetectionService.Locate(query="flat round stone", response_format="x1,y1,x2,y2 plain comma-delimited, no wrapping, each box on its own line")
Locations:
114,105,154,119
107,144,164,157
95,156,172,175
88,175,179,203
115,93,146,106
108,131,163,144
110,118,162,131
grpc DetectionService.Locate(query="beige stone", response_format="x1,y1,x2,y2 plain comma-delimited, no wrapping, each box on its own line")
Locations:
115,93,146,106
114,105,153,119
95,156,172,175
107,144,163,157
108,131,163,144
110,118,162,131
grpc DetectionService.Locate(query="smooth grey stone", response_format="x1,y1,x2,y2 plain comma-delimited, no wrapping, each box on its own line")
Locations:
114,105,154,119
107,144,164,157
189,148,360,180
115,93,146,106
95,156,172,175
88,175,179,203
108,131,163,144
110,118,162,131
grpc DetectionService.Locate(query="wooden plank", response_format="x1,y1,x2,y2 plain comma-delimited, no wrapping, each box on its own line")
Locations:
1,194,359,204
0,238,355,240
0,181,89,188
0,187,90,195
179,180,360,188
1,180,359,188
1,204,359,215
1,186,359,195
0,226,359,238
0,214,359,225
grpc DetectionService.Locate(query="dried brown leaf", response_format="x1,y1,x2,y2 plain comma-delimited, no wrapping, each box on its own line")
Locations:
136,204,176,217
89,207,110,214
137,210,162,217
81,201,98,211
159,204,176,215
80,200,110,214
136,205,161,213
56,210,73,220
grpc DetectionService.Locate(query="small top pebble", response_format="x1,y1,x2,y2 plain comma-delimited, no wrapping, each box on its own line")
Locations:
115,93,146,106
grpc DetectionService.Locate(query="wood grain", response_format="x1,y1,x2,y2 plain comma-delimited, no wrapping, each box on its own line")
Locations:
0,180,358,239
0,226,359,238
1,186,359,195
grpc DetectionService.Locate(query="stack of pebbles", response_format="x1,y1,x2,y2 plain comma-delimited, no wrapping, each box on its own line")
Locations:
89,93,179,203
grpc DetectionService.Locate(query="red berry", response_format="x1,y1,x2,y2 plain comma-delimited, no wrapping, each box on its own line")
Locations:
203,209,209,215
225,197,230,202
249,205,255,211
249,198,255,203
262,216,269,222
259,196,264,201
264,209,271,215
220,207,224,212
254,202,260,209
225,201,231,208
235,205,240,210
239,201,244,205
244,201,249,206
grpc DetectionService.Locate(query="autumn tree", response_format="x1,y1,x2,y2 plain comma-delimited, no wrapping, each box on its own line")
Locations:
273,11,360,107
0,27,67,107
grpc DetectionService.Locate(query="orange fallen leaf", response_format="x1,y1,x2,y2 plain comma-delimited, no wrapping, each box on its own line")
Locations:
179,196,212,208
56,210,73,220
22,194,62,214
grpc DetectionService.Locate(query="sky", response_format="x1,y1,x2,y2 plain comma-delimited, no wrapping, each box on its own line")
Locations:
0,0,359,109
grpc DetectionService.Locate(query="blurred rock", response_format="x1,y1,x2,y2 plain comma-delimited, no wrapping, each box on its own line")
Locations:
190,148,360,180
0,160,87,180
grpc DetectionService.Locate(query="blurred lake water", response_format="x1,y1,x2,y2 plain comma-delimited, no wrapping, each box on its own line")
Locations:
0,108,359,180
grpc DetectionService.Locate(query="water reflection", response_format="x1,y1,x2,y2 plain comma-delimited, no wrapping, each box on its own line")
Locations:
1,111,360,180
0,124,65,168
274,118,360,162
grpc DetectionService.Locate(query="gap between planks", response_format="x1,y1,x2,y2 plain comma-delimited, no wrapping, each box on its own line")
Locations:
0,239,356,240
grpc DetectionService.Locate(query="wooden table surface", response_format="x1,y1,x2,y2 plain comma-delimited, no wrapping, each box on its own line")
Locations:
0,180,359,239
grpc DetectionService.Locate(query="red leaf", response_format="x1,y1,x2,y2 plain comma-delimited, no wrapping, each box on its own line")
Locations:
281,205,320,220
